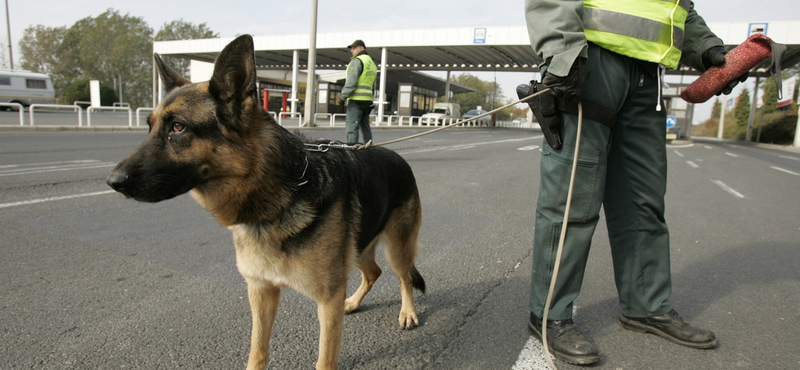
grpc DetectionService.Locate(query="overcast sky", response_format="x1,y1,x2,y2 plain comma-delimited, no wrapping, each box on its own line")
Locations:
3,0,797,122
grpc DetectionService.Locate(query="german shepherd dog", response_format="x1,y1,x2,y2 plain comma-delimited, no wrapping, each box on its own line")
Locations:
106,34,425,370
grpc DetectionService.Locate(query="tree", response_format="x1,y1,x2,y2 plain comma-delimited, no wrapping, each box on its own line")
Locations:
0,42,8,69
760,76,778,114
155,20,218,78
445,73,508,119
18,25,69,90
734,88,751,126
19,10,219,109
711,98,721,119
71,10,154,108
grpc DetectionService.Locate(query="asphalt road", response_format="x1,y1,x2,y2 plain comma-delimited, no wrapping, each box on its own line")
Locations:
1,127,798,370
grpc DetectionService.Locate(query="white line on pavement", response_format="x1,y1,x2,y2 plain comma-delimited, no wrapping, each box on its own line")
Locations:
674,150,684,157
725,152,739,157
0,163,116,177
0,190,117,209
513,307,578,369
0,159,102,169
401,136,540,155
511,337,555,370
770,166,799,176
712,180,745,199
686,161,699,168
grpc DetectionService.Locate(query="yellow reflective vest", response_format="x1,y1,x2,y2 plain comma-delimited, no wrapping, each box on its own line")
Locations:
582,0,689,69
346,54,377,101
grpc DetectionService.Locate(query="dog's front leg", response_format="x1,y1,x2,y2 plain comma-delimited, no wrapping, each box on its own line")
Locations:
246,280,280,370
315,285,346,370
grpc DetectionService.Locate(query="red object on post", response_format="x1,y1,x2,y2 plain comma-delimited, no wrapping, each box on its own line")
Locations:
681,34,774,104
262,90,269,111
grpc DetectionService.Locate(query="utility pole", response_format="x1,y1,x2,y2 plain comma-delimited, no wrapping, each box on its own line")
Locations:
5,0,13,69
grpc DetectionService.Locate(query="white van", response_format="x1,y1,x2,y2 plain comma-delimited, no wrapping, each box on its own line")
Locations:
0,70,56,109
421,102,461,125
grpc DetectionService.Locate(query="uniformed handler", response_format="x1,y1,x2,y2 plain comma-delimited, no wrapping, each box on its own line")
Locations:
523,0,744,365
342,39,378,144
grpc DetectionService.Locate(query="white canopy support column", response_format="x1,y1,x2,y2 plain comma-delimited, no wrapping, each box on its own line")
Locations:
745,76,760,142
445,70,451,103
303,0,318,127
377,47,388,123
794,104,800,147
717,95,727,139
291,50,299,113
152,52,157,107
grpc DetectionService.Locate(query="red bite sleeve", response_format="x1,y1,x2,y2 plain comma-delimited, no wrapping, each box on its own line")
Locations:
681,34,773,104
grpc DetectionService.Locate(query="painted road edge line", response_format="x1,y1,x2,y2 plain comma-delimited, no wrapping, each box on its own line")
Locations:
0,190,117,209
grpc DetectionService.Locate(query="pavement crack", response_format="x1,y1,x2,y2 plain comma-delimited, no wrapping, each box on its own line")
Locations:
428,247,533,369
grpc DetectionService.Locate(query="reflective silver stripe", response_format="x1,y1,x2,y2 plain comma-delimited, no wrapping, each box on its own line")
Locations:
673,26,684,50
352,92,373,97
356,85,373,90
583,7,684,49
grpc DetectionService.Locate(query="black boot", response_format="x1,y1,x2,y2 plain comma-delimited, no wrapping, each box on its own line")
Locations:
619,309,717,349
528,312,600,365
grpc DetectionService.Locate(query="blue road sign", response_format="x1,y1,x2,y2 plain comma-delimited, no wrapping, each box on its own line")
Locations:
666,115,677,129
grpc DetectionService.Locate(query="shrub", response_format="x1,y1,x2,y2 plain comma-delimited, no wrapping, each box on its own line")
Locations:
60,79,118,107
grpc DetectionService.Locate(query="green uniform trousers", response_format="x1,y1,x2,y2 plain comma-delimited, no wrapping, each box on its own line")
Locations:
345,100,373,144
530,44,673,320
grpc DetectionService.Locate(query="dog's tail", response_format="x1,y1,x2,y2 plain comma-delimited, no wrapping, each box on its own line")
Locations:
411,265,426,294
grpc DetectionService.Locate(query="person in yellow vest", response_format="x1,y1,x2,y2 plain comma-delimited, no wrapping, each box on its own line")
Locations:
342,40,378,144
523,0,744,365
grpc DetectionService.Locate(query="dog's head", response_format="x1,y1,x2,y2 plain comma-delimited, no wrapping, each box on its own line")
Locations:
106,34,263,203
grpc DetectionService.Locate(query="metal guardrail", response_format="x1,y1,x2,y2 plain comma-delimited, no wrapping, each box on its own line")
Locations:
0,102,24,126
277,112,303,126
87,106,133,127
313,113,334,127
135,107,154,127
29,104,83,127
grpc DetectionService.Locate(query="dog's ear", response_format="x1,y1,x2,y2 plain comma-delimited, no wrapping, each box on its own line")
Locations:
209,34,258,128
154,53,191,92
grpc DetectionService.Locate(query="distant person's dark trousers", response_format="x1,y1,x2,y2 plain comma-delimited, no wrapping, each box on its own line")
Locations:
345,100,373,144
529,44,672,321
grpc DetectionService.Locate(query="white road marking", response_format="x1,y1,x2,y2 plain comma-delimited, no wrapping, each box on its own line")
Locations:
511,337,555,370
518,145,540,151
686,161,699,168
0,159,101,169
712,180,745,198
448,145,476,151
704,145,713,149
779,155,799,161
0,190,117,209
770,166,799,176
401,136,540,155
0,163,117,177
667,142,693,149
725,152,739,157
673,150,684,157
513,307,578,369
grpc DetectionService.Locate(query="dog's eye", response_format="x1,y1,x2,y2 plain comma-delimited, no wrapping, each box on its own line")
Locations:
171,122,186,133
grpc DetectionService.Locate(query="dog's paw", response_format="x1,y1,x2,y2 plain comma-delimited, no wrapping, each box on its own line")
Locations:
344,298,360,314
398,310,419,329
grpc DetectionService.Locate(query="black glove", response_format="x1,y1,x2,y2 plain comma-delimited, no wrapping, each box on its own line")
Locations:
541,58,590,104
702,46,748,96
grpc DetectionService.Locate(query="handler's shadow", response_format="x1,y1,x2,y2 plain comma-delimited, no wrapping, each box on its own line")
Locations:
578,241,799,341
